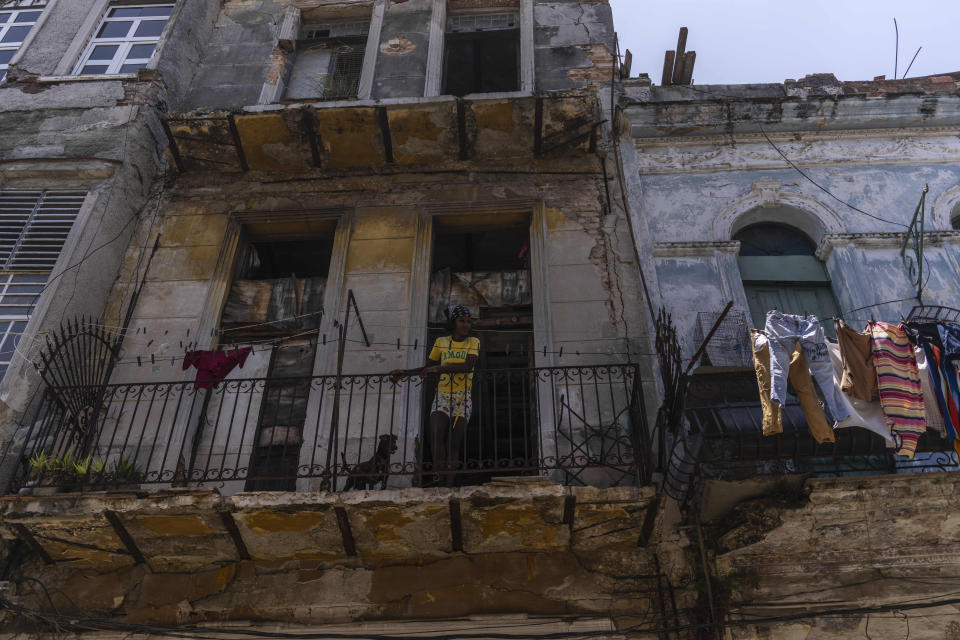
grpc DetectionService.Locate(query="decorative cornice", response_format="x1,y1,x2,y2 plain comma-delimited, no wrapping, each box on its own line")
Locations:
631,126,960,175
816,231,960,260
653,241,741,257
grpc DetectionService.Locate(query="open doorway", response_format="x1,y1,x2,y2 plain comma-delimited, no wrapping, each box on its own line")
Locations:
423,213,535,485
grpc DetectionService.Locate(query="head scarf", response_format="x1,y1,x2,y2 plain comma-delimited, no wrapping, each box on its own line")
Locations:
449,305,471,320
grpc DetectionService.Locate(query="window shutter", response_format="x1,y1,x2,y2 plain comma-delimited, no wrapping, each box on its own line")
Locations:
0,191,85,270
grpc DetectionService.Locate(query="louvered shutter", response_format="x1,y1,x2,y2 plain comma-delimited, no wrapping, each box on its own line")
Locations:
0,191,85,270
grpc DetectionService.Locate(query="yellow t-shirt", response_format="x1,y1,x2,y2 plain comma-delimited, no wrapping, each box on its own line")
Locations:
428,336,480,393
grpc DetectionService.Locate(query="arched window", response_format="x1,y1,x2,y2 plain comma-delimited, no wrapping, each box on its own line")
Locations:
734,223,840,336
951,202,960,230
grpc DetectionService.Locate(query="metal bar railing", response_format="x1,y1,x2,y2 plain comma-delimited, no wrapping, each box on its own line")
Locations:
0,364,650,494
681,370,959,478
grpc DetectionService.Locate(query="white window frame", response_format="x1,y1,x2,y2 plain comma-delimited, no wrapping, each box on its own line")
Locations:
0,271,46,380
0,4,44,82
71,3,173,76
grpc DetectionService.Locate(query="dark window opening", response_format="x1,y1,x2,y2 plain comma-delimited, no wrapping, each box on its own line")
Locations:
951,203,960,230
443,29,519,96
237,239,333,281
735,223,817,256
424,221,535,487
286,34,367,101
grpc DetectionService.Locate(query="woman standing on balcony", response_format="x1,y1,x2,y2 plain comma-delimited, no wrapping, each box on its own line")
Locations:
392,305,479,486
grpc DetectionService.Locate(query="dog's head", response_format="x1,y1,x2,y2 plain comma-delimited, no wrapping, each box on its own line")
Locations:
378,433,398,455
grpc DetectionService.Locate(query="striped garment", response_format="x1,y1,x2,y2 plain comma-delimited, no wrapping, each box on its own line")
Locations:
868,321,926,458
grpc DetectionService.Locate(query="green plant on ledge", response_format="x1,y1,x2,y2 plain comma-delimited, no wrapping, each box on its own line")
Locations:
27,451,144,490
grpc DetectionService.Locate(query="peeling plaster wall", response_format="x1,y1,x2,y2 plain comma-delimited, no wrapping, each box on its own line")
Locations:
623,91,960,354
182,0,286,109
533,0,614,92
710,473,960,639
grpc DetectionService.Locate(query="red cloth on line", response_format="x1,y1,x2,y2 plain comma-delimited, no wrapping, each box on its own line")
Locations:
182,347,252,388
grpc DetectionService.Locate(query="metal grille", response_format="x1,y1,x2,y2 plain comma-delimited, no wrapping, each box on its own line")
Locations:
0,191,84,270
692,309,752,367
448,13,518,33
321,42,364,100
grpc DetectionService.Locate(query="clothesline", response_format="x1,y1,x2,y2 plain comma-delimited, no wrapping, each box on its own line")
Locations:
749,308,960,461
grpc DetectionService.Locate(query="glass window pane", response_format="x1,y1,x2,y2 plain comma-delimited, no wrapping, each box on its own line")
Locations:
97,20,131,38
8,285,44,294
0,13,10,24
127,43,155,59
119,62,144,73
0,50,14,65
133,19,166,38
0,71,6,83
89,44,118,60
2,306,31,315
80,64,109,75
14,11,42,23
1,25,30,43
0,322,10,333
3,295,37,305
110,7,172,18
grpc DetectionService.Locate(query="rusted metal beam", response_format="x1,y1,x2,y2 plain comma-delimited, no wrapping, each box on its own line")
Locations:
104,510,146,565
456,99,469,161
218,511,251,561
449,498,463,552
227,114,250,171
301,109,323,168
534,96,544,156
334,506,357,556
11,524,53,565
376,106,395,164
159,118,184,172
562,495,576,527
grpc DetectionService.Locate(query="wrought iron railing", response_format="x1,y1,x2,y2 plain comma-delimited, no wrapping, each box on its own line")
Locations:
666,369,958,497
1,364,650,494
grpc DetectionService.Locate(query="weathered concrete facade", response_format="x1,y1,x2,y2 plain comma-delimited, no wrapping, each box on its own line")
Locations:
621,72,960,356
0,1,667,638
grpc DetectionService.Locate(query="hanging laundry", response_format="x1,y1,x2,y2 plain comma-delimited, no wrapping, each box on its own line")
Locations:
835,319,879,402
907,322,960,457
182,347,253,389
937,323,960,363
914,345,947,438
751,329,834,443
867,321,925,458
827,342,894,447
763,311,850,423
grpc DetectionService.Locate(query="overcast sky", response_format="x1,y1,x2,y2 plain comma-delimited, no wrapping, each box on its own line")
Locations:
609,0,960,85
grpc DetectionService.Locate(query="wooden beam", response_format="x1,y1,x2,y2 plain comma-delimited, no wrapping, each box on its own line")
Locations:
227,114,250,171
334,506,357,556
104,510,146,565
660,50,675,85
11,524,53,565
679,51,696,85
376,106,395,164
218,511,251,561
671,27,688,86
449,498,463,552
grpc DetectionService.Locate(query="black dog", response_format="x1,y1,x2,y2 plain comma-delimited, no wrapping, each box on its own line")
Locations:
341,434,398,490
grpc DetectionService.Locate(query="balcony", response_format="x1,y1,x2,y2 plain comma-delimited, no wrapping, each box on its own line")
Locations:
2,364,650,495
665,368,959,499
